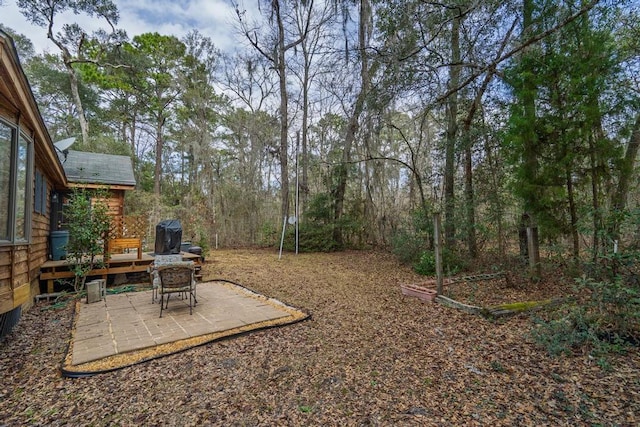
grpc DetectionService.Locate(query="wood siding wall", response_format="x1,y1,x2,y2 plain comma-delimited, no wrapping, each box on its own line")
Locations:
1,31,67,319
30,177,51,298
0,168,51,313
97,191,125,237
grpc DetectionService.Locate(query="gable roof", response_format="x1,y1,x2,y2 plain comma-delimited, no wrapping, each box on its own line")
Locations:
62,150,136,189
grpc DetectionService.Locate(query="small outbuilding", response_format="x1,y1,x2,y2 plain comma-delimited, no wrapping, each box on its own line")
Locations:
53,149,137,239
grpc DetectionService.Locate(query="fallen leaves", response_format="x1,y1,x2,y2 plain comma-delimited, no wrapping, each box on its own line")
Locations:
0,248,638,425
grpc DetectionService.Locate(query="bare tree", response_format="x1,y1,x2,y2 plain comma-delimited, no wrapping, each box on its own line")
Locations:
234,0,314,222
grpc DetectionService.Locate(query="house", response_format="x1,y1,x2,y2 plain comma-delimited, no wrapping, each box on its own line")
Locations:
53,149,137,239
0,30,67,336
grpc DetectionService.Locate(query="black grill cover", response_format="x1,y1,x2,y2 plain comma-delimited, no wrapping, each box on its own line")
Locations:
154,220,182,255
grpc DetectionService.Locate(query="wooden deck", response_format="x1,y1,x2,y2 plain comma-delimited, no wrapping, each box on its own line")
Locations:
40,252,202,293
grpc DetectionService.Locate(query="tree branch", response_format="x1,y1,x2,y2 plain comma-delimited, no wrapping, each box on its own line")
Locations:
437,0,601,103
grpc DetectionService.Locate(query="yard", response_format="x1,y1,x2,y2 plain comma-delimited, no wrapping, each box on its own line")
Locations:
1,249,638,425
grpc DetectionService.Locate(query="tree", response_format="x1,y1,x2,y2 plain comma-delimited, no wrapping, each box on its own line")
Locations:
443,7,462,249
0,24,35,60
123,33,187,196
235,0,314,222
64,188,111,292
501,1,637,276
331,0,377,248
174,30,226,190
290,0,334,215
609,9,640,245
17,0,124,145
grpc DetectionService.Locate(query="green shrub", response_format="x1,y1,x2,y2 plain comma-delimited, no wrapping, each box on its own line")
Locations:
259,221,279,247
413,249,467,276
531,273,640,364
65,189,112,292
391,230,426,265
531,308,598,357
281,222,341,252
391,209,432,265
280,193,363,252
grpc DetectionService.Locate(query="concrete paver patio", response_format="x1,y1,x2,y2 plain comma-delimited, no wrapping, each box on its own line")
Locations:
64,281,308,376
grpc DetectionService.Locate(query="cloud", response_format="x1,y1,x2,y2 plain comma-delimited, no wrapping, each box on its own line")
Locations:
1,2,53,54
116,0,243,51
1,0,250,54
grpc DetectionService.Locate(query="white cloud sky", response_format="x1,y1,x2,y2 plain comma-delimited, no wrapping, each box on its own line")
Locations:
0,0,256,54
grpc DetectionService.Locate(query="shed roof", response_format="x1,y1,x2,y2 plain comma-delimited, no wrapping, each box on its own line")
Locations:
62,150,136,189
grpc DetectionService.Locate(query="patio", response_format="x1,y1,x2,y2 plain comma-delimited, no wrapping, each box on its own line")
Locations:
62,280,309,377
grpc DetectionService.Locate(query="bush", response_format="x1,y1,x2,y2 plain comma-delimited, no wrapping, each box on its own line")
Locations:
281,222,341,252
280,193,363,252
391,209,432,265
531,205,640,363
391,229,426,265
531,308,600,357
65,189,112,292
413,248,467,276
531,273,640,365
259,221,279,247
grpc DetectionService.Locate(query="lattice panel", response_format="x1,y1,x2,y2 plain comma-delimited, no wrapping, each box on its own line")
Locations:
108,215,149,241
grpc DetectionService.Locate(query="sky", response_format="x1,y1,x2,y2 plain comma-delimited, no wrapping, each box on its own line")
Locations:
0,0,255,55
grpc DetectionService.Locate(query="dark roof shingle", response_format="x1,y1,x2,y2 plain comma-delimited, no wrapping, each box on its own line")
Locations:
62,150,136,187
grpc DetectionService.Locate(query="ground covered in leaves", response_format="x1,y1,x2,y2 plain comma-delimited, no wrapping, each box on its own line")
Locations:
1,249,638,425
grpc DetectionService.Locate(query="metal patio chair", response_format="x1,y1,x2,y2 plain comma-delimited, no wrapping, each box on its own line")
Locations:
157,262,196,318
149,254,183,303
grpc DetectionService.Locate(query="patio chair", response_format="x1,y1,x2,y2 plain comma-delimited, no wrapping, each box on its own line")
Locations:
157,262,196,318
149,254,183,303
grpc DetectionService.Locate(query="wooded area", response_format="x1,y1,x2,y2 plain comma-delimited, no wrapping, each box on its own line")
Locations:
3,0,639,267
1,2,639,420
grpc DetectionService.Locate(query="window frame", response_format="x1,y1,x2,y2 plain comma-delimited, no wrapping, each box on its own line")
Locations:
0,117,34,245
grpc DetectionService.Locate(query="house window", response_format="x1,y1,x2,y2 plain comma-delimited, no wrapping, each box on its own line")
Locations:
0,122,12,240
0,119,33,244
34,170,47,215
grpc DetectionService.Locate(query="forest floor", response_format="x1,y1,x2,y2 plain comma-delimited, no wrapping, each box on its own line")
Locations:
1,248,638,425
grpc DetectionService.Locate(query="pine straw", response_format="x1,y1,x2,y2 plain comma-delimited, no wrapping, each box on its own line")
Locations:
1,249,638,426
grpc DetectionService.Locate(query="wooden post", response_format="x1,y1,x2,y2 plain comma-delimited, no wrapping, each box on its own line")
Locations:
527,225,541,280
434,213,444,294
519,213,530,261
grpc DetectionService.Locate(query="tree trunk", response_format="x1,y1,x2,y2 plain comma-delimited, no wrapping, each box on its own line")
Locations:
47,23,90,145
459,19,514,258
566,170,579,259
464,141,477,257
275,0,290,222
521,0,539,215
589,134,601,261
610,114,640,240
333,107,360,246
63,56,89,144
153,118,165,196
487,134,505,256
519,213,530,261
444,11,461,249
333,0,372,247
301,47,311,216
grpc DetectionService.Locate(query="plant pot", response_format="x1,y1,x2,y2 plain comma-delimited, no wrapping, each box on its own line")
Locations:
400,283,438,303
